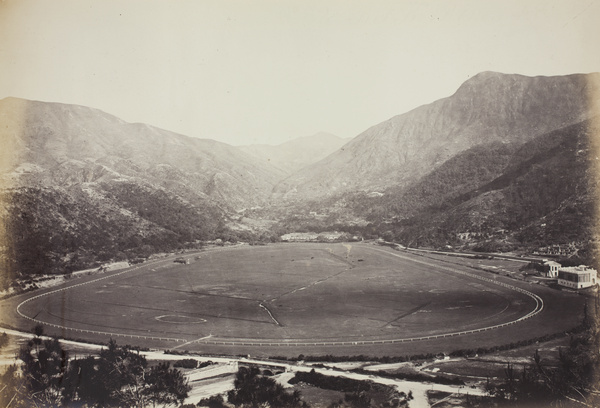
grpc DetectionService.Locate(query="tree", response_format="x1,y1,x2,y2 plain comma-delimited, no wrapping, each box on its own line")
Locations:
63,339,189,407
0,331,29,408
144,362,190,407
33,323,45,337
63,355,115,406
0,332,8,349
18,335,69,407
0,364,30,408
2,331,190,408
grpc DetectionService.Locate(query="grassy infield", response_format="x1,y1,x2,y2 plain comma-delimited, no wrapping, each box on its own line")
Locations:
3,243,588,406
11,243,585,356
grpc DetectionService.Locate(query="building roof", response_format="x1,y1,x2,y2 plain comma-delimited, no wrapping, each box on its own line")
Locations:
559,265,597,274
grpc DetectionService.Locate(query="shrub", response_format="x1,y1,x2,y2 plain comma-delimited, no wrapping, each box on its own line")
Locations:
173,358,198,369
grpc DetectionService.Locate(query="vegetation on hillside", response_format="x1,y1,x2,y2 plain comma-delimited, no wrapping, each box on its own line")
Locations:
0,181,229,285
274,119,598,267
103,182,223,244
390,121,597,257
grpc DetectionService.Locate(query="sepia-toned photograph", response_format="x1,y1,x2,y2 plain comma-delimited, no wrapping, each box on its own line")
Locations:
1,1,599,407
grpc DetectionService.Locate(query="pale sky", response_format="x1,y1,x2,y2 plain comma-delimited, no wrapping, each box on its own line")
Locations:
1,0,599,146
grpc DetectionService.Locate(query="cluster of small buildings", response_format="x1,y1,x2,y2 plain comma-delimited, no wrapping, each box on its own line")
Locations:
280,232,320,242
456,231,488,242
534,243,578,257
542,260,597,289
319,231,345,241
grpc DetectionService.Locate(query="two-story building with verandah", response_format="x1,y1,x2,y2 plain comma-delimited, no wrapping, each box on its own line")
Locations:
543,260,561,278
557,265,597,289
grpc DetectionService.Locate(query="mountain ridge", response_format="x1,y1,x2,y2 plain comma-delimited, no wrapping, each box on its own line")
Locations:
0,97,287,210
274,72,600,200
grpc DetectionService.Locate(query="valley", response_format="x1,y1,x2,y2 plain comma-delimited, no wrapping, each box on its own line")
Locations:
1,71,599,407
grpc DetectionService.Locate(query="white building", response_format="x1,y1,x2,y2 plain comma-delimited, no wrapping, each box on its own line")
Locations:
543,260,561,278
557,265,597,289
319,231,343,241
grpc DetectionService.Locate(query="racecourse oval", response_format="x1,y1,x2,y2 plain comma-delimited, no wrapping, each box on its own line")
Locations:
12,242,570,351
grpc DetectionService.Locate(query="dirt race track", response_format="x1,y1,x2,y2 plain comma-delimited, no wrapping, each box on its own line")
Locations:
0,243,586,357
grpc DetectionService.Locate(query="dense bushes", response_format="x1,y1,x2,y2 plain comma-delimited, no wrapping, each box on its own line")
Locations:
197,394,228,407
173,359,215,369
174,358,199,369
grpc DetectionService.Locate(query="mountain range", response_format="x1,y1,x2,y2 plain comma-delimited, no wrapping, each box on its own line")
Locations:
274,71,598,200
1,71,599,280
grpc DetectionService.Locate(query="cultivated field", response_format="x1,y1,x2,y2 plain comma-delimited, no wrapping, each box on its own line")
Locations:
1,243,585,357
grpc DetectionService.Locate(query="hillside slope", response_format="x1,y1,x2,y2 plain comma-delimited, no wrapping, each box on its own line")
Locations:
0,97,285,279
275,72,599,200
0,97,285,210
273,117,598,262
370,119,599,255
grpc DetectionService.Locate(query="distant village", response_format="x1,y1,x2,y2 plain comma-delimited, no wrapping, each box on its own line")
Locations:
534,243,579,258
